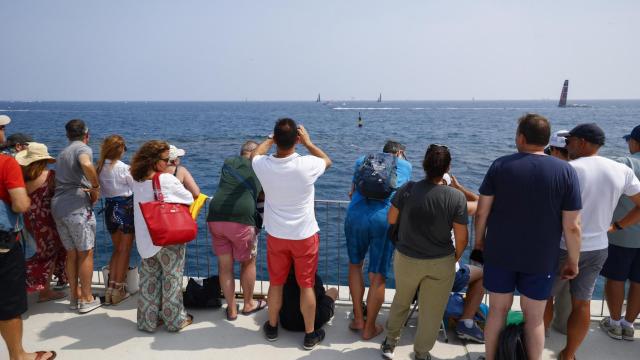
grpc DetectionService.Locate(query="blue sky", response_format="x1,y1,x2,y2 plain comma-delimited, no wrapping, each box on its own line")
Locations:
1,0,638,101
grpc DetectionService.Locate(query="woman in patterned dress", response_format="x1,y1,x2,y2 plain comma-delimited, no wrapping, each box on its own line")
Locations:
130,140,194,332
16,142,67,302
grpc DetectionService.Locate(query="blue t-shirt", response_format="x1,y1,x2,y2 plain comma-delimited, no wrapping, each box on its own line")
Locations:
479,153,582,274
349,155,412,208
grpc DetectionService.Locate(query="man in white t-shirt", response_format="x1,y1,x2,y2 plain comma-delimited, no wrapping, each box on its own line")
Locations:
550,123,640,360
251,118,332,350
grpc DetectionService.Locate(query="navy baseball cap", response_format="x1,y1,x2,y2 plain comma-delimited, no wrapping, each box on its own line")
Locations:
623,125,640,142
565,123,605,145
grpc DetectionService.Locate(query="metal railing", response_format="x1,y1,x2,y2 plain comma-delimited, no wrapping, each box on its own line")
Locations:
23,198,616,318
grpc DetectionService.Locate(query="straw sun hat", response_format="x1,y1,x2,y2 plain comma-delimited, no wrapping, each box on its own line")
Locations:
15,142,56,166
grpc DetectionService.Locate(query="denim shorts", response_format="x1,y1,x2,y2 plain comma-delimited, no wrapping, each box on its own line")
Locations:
104,196,134,234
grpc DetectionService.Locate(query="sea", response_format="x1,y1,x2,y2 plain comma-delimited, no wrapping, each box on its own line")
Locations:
3,100,639,297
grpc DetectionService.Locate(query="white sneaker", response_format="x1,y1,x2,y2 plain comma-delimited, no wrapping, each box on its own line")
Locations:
78,296,102,314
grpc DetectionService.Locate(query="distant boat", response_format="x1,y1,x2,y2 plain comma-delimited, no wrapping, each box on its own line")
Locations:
357,112,363,128
316,93,321,103
377,93,382,103
558,80,590,108
558,80,569,107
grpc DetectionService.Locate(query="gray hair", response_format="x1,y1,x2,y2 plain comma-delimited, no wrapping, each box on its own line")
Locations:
240,140,258,156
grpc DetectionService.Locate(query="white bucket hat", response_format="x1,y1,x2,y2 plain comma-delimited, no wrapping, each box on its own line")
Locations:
15,142,56,166
549,130,570,148
0,115,11,126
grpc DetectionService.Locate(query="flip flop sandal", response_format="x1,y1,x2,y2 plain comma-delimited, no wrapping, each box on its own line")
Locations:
241,299,267,315
34,350,57,360
226,304,239,321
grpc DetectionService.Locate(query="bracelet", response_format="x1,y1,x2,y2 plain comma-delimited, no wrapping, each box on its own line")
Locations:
613,221,623,231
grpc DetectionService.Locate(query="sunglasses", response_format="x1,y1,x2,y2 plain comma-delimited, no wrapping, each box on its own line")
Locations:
123,145,128,152
159,157,170,163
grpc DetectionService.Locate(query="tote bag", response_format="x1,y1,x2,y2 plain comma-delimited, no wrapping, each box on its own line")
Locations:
139,172,197,246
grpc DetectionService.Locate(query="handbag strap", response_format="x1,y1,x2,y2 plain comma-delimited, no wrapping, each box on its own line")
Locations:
222,163,257,201
152,172,165,202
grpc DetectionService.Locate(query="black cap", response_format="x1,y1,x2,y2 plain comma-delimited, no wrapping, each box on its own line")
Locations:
623,125,640,142
565,123,605,145
6,133,33,147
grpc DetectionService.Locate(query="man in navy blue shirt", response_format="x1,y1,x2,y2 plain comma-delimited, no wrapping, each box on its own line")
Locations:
474,114,582,360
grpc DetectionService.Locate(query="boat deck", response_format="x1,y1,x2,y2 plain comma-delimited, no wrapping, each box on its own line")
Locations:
5,279,639,360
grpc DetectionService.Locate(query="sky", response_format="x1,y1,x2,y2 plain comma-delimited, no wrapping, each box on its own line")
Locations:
1,0,638,101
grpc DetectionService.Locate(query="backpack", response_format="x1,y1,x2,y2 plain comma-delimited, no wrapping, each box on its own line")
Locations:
496,323,528,360
183,276,223,309
355,153,398,200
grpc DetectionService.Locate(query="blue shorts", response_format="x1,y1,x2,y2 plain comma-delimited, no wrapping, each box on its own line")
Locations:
484,263,554,301
344,200,394,277
452,265,471,293
601,244,640,283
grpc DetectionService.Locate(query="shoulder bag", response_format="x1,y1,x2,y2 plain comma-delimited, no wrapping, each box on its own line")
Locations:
139,172,197,246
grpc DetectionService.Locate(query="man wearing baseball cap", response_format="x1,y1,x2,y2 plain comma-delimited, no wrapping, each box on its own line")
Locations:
599,124,640,342
550,123,640,359
545,130,570,161
3,133,33,156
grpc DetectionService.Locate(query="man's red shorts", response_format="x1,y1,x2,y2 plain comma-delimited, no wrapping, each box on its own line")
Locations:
266,233,319,288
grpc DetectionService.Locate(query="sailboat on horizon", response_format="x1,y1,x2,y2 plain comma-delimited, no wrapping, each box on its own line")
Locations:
558,80,590,108
316,93,321,103
377,93,382,103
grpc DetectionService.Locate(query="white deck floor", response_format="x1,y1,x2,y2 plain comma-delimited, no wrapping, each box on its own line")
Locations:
4,282,640,360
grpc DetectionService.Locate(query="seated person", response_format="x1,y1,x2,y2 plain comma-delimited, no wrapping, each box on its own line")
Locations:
445,174,485,344
279,268,338,332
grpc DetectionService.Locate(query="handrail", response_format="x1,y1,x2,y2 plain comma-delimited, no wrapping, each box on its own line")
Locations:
22,198,616,319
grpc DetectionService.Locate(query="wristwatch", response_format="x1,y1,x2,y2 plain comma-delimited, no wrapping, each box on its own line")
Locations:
613,221,623,231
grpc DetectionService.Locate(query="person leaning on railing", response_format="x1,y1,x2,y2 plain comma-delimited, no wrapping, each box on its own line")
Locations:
381,144,469,360
130,140,194,332
97,135,135,306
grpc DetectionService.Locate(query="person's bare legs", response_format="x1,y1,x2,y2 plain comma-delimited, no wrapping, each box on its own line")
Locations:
521,295,547,360
108,232,120,290
77,249,94,302
484,292,513,360
112,231,134,284
605,279,625,321
543,297,554,330
66,249,79,302
461,266,484,320
560,298,591,360
240,257,258,313
348,262,365,330
0,317,54,360
217,253,237,318
625,281,640,323
300,287,317,333
267,285,283,327
362,273,385,340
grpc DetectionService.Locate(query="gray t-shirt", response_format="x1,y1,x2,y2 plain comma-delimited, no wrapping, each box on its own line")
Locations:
609,153,640,248
391,180,468,259
51,141,93,218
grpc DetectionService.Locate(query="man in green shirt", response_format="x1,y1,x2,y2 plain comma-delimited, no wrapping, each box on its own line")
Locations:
600,125,640,341
207,140,266,320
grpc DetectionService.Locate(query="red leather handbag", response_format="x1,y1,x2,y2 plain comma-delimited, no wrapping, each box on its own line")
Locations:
139,172,197,246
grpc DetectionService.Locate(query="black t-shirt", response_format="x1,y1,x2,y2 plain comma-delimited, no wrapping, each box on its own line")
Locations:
391,180,468,259
479,153,582,274
279,272,335,332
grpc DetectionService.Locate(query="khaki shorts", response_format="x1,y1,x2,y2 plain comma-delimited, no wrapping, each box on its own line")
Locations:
55,208,96,251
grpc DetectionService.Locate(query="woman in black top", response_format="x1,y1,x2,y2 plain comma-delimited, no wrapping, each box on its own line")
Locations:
380,144,469,360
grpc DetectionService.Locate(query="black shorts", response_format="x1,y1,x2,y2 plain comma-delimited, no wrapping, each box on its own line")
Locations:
0,242,28,320
601,244,640,283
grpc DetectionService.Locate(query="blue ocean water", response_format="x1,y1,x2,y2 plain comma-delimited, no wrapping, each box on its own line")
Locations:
3,100,639,295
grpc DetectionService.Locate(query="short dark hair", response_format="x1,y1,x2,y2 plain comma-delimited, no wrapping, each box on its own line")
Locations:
517,113,550,146
422,144,451,181
65,119,88,141
383,140,406,154
273,118,297,150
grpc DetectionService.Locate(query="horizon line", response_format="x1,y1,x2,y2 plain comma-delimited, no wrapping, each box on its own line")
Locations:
1,98,640,103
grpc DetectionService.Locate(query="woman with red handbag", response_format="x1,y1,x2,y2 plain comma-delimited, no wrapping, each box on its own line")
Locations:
130,141,195,332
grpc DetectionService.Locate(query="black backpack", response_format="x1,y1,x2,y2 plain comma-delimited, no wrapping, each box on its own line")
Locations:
183,276,222,309
496,323,528,360
355,153,398,200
